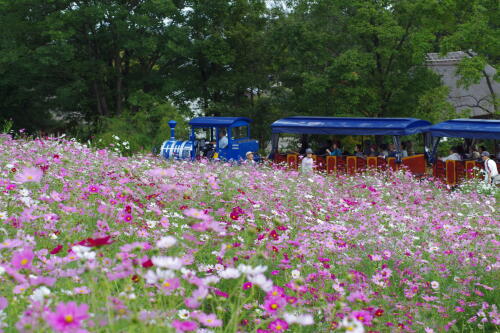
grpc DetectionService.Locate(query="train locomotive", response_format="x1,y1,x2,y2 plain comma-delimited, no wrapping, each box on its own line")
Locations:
160,117,259,161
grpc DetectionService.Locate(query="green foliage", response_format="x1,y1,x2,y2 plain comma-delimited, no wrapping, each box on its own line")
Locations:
1,118,13,134
95,95,188,155
1,0,497,142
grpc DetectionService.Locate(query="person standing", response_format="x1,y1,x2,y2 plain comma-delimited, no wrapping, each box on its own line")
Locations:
482,151,499,185
244,151,256,164
301,148,314,174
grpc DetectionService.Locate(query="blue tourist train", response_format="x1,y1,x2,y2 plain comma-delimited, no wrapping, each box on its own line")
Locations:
160,117,259,161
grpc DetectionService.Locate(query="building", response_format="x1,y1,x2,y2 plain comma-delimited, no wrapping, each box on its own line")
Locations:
426,51,499,118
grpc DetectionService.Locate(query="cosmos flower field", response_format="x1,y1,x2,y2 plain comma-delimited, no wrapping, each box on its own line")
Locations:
0,134,498,333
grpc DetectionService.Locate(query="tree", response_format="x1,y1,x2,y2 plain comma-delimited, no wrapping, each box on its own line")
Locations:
171,0,271,115
0,0,188,133
267,0,447,119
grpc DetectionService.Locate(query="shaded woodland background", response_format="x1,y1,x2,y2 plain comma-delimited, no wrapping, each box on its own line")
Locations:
0,0,498,151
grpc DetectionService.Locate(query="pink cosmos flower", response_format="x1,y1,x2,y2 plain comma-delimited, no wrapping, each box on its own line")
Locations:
263,296,287,314
171,319,198,332
243,282,253,290
0,297,8,310
161,278,180,292
268,286,286,298
268,318,289,332
351,310,373,326
46,301,89,332
183,208,211,221
11,248,34,270
15,167,43,183
196,312,222,327
148,167,176,178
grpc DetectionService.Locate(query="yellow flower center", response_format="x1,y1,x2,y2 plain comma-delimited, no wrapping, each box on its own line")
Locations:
276,325,282,330
347,326,354,331
163,282,171,287
207,319,213,323
271,304,278,309
21,259,28,265
272,291,278,296
64,315,73,323
226,244,232,249
27,176,33,180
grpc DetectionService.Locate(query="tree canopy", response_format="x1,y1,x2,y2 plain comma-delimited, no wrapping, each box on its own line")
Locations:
0,0,498,145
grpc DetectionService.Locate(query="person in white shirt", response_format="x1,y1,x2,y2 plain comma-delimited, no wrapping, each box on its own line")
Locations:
482,151,499,185
218,129,228,149
440,148,461,162
301,148,314,174
244,151,256,164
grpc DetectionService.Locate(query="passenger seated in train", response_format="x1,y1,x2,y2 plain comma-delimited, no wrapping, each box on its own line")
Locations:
368,144,379,157
387,144,398,158
401,142,409,158
219,129,228,149
403,141,414,156
379,144,389,158
354,144,365,158
470,146,480,160
440,147,462,162
326,141,342,156
318,140,333,156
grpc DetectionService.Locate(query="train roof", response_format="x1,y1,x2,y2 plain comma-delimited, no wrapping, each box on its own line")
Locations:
429,119,500,139
189,117,252,128
271,117,431,136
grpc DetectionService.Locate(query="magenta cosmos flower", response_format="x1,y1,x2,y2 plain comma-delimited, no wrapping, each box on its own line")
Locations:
15,167,43,183
268,319,289,332
171,319,198,332
11,248,34,270
263,296,287,314
46,301,89,332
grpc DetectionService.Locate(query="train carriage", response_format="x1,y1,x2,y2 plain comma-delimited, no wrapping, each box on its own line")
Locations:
429,119,500,185
270,116,432,175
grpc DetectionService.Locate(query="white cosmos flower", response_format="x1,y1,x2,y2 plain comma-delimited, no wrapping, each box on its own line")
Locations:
156,236,177,249
248,273,273,292
431,281,440,289
178,309,190,319
237,264,267,275
72,245,96,261
151,256,183,270
341,318,364,333
30,286,51,302
0,266,5,275
291,269,300,279
144,268,175,284
218,268,241,279
202,276,220,285
283,312,314,325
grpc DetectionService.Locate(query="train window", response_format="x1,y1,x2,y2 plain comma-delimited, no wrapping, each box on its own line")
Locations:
232,126,248,140
194,128,215,142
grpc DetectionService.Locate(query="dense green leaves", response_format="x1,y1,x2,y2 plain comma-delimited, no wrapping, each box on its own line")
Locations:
0,0,497,144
